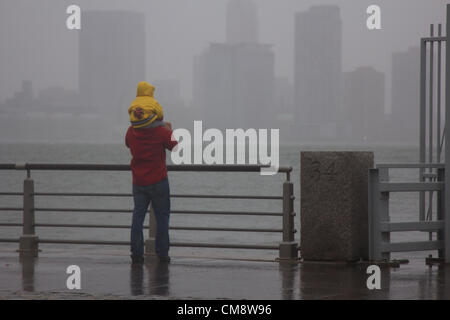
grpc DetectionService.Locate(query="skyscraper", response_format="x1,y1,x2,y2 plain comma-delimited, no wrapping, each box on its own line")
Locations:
294,6,342,138
226,0,258,45
79,11,145,123
391,47,420,143
194,43,274,128
193,0,274,129
343,66,385,142
151,78,189,127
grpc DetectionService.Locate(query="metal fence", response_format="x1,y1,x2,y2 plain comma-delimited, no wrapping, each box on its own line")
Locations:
419,23,446,224
0,163,298,260
369,164,445,262
368,5,450,263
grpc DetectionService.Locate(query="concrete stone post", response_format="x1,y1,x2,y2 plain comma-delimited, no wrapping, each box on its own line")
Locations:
300,152,374,261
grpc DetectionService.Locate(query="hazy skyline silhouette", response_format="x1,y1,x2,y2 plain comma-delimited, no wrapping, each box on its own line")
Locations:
0,0,446,144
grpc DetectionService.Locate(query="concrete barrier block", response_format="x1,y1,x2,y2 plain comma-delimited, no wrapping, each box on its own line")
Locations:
300,151,374,261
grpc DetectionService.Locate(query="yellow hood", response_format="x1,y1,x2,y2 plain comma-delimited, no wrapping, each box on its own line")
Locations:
136,81,155,97
128,81,164,128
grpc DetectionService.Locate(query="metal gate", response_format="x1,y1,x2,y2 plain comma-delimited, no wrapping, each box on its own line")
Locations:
369,4,450,263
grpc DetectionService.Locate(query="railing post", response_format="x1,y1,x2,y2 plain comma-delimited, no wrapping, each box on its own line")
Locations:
369,169,379,260
445,3,450,263
437,168,445,259
145,203,157,256
437,24,443,162
19,178,39,257
368,168,390,261
379,168,391,261
420,37,427,222
279,180,298,260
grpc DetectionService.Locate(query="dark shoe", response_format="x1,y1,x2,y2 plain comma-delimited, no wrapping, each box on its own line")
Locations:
131,255,144,265
158,256,171,263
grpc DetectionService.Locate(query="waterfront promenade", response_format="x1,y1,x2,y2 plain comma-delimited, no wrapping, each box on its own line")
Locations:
1,157,450,299
1,247,449,300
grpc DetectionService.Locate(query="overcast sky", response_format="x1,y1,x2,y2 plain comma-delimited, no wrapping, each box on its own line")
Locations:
0,0,446,111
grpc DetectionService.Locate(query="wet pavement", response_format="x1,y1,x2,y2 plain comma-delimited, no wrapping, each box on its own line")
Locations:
1,248,450,299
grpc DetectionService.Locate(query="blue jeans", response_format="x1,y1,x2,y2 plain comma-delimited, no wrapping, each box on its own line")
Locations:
131,178,170,258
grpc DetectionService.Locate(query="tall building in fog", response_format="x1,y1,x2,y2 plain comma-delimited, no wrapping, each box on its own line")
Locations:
391,47,420,143
274,77,294,116
79,11,145,122
343,67,385,142
152,79,183,110
194,43,274,128
294,6,342,139
226,0,258,44
151,79,190,128
193,0,274,128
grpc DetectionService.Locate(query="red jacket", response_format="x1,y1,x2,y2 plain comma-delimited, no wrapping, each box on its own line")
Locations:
125,125,178,186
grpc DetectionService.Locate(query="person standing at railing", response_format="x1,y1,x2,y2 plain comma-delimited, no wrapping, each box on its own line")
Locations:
126,81,178,265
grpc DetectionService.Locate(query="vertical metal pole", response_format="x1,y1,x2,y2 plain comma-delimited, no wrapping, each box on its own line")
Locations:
22,179,35,235
379,168,391,261
368,169,381,261
19,178,38,258
444,3,450,263
438,24,443,162
144,203,157,256
149,204,157,239
430,25,435,167
282,181,294,242
279,181,298,260
420,38,427,222
437,168,445,259
437,25,444,248
428,25,435,226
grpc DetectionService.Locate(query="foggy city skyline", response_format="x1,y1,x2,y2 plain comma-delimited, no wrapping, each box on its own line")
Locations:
0,0,447,144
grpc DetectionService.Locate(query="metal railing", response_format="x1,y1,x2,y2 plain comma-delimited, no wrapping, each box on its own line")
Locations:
369,163,445,262
0,163,298,260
